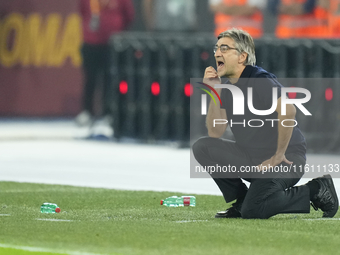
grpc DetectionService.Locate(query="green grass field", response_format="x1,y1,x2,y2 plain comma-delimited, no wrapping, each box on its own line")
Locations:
1,182,340,255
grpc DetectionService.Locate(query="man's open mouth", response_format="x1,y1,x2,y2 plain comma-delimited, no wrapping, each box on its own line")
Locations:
217,61,224,69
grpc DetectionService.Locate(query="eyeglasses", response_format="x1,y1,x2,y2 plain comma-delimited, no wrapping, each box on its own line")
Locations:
213,44,239,54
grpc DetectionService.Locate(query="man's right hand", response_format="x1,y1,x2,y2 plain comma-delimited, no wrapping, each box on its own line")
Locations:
203,66,221,90
203,66,227,138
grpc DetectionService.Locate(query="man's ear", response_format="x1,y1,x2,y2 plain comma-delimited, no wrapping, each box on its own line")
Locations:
238,52,248,64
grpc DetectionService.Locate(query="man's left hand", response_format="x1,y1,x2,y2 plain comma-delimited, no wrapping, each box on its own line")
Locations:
257,154,293,171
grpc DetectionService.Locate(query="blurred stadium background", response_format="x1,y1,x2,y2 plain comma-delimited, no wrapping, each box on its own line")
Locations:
2,2,340,254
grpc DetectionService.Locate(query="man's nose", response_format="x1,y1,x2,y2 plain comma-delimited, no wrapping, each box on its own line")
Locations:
214,48,222,57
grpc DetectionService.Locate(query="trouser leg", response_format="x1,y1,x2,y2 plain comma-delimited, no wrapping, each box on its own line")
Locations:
81,43,100,114
241,153,310,219
101,45,112,116
192,137,252,203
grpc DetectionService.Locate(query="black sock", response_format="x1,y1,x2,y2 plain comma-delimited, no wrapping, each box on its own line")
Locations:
236,183,248,204
236,195,245,204
233,195,246,209
306,180,320,200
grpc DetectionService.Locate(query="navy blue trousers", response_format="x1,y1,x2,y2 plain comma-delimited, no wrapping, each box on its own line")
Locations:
192,137,311,219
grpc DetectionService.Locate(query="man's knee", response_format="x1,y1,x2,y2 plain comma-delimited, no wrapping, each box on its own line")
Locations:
192,137,216,158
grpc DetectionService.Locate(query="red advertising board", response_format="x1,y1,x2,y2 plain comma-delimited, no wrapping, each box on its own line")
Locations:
0,0,83,116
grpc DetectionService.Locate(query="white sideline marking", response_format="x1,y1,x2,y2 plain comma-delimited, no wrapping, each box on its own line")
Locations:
36,218,73,222
0,243,101,255
304,218,340,221
0,214,10,216
175,220,208,223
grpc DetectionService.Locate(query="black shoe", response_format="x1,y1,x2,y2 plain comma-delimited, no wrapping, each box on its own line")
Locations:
310,175,339,218
215,202,242,218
